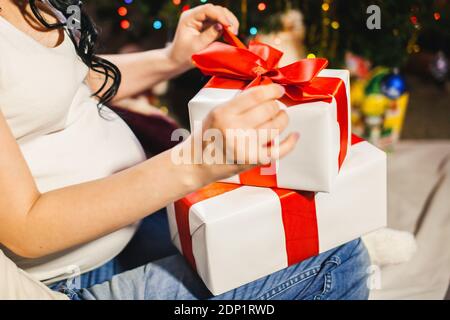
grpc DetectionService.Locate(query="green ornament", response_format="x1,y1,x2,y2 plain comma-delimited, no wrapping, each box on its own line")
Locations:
364,68,390,95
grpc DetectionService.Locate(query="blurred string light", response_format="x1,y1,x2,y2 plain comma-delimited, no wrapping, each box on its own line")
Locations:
153,19,163,30
120,0,130,30
117,0,133,30
119,0,415,37
117,6,128,17
257,2,267,11
119,0,444,57
120,19,130,30
318,0,338,59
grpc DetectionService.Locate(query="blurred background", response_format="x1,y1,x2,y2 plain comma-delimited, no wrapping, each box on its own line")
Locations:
84,0,449,299
86,0,449,149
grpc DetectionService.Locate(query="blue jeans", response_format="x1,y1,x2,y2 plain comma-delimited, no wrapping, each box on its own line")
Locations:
55,211,371,300
51,210,178,290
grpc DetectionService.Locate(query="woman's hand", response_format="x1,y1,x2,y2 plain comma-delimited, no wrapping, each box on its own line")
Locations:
168,4,239,72
97,5,238,103
179,84,300,183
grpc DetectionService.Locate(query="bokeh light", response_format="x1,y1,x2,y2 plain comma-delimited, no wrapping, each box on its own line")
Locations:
153,20,163,30
120,20,130,30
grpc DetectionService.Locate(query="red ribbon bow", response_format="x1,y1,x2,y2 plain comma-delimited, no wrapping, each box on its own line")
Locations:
192,27,331,103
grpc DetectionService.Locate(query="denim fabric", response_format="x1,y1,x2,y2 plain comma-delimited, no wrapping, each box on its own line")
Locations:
54,210,371,300
71,239,369,300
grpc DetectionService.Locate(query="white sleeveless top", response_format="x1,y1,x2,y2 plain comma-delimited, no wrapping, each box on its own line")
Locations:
0,17,146,283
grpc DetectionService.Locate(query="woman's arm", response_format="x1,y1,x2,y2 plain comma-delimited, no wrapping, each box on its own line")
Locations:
87,4,239,103
89,48,184,103
0,108,207,258
0,84,297,259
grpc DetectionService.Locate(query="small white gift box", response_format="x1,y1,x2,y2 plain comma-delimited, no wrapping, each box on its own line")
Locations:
188,69,351,192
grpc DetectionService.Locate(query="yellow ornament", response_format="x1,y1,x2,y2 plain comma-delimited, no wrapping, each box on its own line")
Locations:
361,94,389,117
350,80,367,108
351,110,361,124
383,93,410,133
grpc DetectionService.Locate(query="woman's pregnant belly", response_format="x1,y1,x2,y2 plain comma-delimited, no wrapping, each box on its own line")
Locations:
14,101,147,283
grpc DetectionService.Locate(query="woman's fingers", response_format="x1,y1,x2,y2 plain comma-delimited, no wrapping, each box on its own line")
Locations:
224,84,285,114
184,4,238,34
240,101,281,127
253,110,290,147
257,109,289,131
205,82,297,166
192,4,234,28
263,133,300,163
223,8,240,34
199,23,224,46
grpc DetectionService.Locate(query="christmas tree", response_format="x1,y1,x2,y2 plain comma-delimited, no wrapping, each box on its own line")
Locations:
86,0,448,144
89,0,449,68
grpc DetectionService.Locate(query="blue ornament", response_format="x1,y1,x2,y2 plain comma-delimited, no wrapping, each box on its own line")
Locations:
381,73,407,99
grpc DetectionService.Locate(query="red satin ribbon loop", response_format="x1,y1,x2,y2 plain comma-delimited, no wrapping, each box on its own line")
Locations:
192,27,329,102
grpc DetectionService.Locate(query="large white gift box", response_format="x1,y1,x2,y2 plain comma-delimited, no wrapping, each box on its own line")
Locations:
188,69,351,192
167,137,387,295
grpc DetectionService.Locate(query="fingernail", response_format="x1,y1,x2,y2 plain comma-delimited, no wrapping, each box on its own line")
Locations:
293,132,300,140
225,24,236,34
277,85,286,95
215,23,223,32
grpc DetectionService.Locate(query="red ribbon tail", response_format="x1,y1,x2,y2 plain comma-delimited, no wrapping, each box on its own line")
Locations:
351,134,365,145
222,26,247,49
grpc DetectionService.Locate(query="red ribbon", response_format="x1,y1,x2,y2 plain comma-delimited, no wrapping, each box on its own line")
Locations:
173,136,364,271
351,134,365,145
174,183,241,270
192,28,349,187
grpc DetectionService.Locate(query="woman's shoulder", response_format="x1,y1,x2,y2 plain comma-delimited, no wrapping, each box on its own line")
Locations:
0,17,25,53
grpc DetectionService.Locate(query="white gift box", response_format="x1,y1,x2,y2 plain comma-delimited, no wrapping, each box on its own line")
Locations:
188,69,351,192
167,139,387,295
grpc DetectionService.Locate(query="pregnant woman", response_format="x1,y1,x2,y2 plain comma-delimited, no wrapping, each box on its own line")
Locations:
0,0,370,300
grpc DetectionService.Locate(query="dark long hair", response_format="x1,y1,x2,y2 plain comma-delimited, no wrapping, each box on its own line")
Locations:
29,0,121,107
